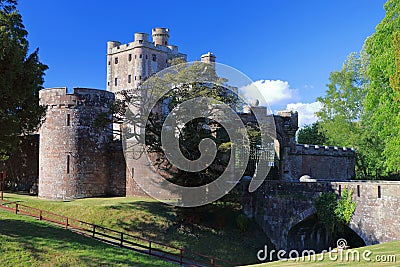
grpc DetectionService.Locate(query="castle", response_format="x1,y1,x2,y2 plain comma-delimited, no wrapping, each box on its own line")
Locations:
1,28,355,200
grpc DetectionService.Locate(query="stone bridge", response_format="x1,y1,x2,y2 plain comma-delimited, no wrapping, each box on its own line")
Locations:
242,180,400,251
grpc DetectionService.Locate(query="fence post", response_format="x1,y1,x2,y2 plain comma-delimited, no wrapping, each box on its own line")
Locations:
0,172,5,200
65,217,69,229
15,203,18,214
210,258,214,267
149,241,152,255
39,210,42,220
120,232,123,247
92,225,96,237
180,249,183,266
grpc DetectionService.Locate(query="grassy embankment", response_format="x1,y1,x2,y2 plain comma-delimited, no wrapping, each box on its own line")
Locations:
1,193,272,265
0,211,176,267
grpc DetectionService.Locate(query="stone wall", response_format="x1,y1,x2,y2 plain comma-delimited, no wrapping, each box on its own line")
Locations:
286,144,356,181
107,141,126,196
242,180,400,251
38,87,114,199
332,181,400,246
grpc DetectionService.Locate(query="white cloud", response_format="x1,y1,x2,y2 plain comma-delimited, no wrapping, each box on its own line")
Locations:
285,102,322,127
239,80,298,106
240,79,322,127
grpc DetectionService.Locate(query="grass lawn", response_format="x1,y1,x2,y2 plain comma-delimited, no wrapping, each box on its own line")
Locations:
245,240,400,266
0,211,176,267
1,193,272,265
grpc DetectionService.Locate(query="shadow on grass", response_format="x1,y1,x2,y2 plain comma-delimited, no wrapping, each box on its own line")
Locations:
0,214,171,267
105,201,274,265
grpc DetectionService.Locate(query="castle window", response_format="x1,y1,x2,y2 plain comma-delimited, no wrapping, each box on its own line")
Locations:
135,54,137,59
107,82,110,86
108,61,111,65
115,78,118,86
128,75,131,83
128,54,132,61
139,40,143,44
134,76,137,81
152,54,157,61
115,57,118,64
66,155,70,174
378,186,381,198
164,41,167,45
146,55,148,60
66,114,70,126
139,75,142,80
139,54,142,59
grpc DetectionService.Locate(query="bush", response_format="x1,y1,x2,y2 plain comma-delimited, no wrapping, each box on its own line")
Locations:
236,214,248,234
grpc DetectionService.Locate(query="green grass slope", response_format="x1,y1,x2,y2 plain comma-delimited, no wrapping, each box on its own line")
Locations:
0,211,176,267
2,193,271,265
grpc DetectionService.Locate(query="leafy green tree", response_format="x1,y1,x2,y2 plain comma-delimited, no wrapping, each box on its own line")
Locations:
296,122,326,145
0,0,47,160
317,52,384,179
142,62,240,187
364,0,400,173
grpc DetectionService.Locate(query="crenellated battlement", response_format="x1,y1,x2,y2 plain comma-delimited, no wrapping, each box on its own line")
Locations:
294,144,355,157
39,87,114,108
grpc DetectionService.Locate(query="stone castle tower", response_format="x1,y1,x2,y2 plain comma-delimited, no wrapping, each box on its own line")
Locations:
38,88,114,199
106,28,187,93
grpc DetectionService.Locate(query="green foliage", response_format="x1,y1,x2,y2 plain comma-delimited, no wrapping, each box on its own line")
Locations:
317,51,385,179
0,0,47,160
297,122,326,145
363,0,400,173
315,189,356,234
314,191,337,233
335,189,356,226
236,213,249,234
138,62,240,188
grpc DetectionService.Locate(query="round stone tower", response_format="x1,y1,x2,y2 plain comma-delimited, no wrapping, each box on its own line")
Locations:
152,28,169,46
38,87,114,199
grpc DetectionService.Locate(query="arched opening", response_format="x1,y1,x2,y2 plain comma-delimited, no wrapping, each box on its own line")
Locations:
287,214,365,252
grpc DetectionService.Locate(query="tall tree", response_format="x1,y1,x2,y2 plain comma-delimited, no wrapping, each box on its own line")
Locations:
364,0,400,173
317,52,384,179
0,0,48,160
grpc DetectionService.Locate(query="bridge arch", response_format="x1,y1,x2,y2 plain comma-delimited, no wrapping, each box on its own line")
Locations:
287,208,366,252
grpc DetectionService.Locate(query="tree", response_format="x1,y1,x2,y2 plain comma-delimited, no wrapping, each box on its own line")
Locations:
364,0,400,173
0,0,48,160
142,62,240,187
316,52,384,179
296,122,326,145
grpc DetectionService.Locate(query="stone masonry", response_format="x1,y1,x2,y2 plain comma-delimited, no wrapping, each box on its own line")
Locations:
38,87,114,199
242,180,400,251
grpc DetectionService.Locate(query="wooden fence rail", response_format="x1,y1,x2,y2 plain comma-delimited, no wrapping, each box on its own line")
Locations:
0,199,236,267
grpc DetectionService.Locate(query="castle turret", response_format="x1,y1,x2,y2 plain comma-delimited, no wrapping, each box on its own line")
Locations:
38,87,114,199
201,52,216,64
152,28,169,46
134,33,149,43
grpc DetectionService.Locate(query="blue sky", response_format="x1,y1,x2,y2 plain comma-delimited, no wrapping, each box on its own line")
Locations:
19,0,386,125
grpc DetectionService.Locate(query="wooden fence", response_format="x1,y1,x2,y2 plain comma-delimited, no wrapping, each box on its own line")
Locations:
0,199,236,267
